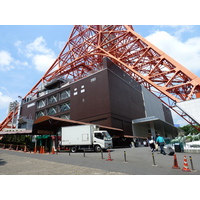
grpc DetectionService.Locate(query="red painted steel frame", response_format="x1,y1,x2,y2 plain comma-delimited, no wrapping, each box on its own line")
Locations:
0,107,18,130
1,25,200,130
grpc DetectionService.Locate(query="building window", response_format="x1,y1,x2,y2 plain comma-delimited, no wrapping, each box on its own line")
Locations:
60,89,70,100
60,114,70,120
59,102,70,112
37,99,45,108
90,77,96,82
81,88,85,93
48,95,57,104
47,107,57,115
20,123,27,129
36,110,45,119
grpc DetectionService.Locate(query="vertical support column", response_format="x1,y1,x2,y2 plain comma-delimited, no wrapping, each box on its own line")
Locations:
161,125,165,137
150,121,156,139
132,122,137,137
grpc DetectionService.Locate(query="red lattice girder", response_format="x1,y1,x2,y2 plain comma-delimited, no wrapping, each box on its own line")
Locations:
0,106,18,131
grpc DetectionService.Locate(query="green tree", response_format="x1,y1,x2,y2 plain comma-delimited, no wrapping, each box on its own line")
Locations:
179,124,200,135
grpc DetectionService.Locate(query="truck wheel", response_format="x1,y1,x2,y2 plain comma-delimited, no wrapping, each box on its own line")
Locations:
94,145,102,152
71,146,77,153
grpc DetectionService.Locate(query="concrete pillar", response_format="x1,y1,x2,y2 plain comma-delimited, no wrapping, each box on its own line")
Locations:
161,125,165,137
150,121,156,139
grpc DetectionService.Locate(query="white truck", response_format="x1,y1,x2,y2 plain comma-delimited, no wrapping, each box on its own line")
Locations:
61,124,112,152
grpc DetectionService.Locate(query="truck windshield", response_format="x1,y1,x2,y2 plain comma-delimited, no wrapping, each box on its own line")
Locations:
102,131,112,140
94,131,112,140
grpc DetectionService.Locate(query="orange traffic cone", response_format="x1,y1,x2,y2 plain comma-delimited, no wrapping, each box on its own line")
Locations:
172,154,180,169
106,149,113,161
51,146,55,154
34,147,37,153
182,155,191,172
24,145,27,152
39,146,43,154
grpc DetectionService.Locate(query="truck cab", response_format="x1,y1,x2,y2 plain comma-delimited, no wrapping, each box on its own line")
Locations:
93,131,112,152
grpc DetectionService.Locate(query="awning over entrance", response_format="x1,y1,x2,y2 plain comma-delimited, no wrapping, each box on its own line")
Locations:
132,116,178,139
0,130,32,135
0,116,123,137
33,116,123,136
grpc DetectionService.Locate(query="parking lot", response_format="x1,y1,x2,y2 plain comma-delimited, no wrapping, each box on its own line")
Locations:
1,146,200,175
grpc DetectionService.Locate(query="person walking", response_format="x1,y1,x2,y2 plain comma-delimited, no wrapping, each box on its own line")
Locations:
149,136,155,152
156,134,166,155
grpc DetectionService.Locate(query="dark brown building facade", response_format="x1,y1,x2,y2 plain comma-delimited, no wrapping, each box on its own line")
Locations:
19,58,174,138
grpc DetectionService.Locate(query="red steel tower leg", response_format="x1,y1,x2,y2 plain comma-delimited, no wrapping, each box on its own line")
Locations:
0,107,19,131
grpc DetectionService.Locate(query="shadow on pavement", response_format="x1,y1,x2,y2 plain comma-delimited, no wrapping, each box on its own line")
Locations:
0,158,7,166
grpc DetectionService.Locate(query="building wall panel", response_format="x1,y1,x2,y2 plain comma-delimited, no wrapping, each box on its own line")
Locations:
70,70,111,124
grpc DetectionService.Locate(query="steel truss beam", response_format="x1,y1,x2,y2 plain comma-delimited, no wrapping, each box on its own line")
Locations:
0,106,18,131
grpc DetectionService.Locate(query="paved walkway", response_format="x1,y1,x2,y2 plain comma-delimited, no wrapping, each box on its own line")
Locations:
1,147,200,175
0,149,126,175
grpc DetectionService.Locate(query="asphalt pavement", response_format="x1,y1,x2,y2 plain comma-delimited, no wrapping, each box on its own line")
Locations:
1,146,200,175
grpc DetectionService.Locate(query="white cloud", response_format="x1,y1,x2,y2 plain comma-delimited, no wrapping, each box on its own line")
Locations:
14,40,22,46
26,36,54,56
33,54,55,72
0,91,13,110
55,40,65,50
174,25,195,38
14,40,24,54
0,50,15,71
145,31,200,73
21,36,56,72
0,49,29,71
16,36,56,72
160,25,195,38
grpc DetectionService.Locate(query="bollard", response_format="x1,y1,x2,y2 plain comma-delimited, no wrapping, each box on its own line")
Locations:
189,155,196,171
69,150,71,156
124,151,127,162
101,150,104,159
9,144,12,150
83,149,86,157
56,147,58,155
152,152,157,166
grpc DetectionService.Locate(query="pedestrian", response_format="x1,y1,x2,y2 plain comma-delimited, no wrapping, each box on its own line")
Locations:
149,136,155,152
156,134,166,155
58,140,61,151
143,140,147,147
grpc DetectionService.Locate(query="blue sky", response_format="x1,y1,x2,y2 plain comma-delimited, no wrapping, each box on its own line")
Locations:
0,25,200,126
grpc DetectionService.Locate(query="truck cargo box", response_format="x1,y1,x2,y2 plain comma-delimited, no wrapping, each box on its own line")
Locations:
61,125,95,146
